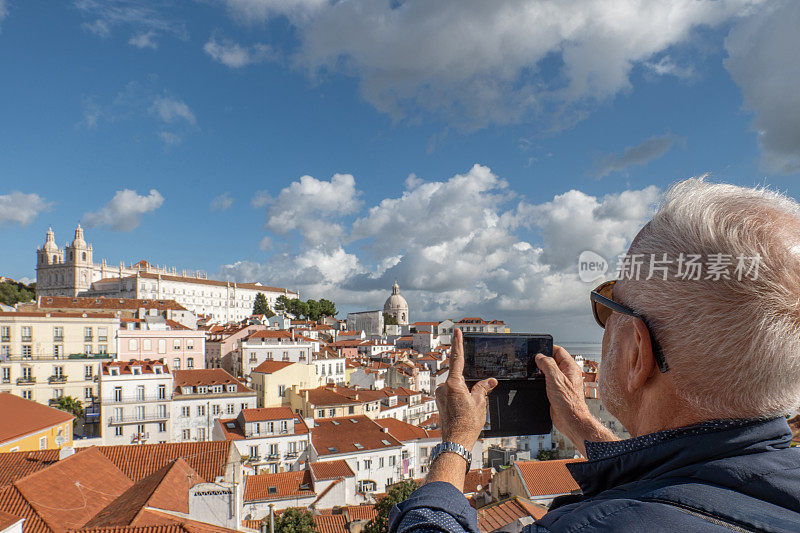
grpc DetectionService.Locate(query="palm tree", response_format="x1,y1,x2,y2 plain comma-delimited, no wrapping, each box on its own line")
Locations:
54,395,85,421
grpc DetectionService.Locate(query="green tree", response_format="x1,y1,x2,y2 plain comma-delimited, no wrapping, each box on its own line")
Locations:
536,449,558,461
274,507,316,533
0,279,36,307
54,396,85,423
252,293,275,318
286,298,309,320
306,299,321,321
383,312,398,326
364,480,418,533
274,295,292,314
318,298,337,318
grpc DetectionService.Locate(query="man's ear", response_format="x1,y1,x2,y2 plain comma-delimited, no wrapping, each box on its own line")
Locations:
628,318,656,393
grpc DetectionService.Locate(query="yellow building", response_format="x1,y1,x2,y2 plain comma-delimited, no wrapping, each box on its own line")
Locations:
249,360,317,408
0,392,74,452
284,385,383,419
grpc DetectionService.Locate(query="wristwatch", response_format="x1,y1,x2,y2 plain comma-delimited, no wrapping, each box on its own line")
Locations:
429,441,472,470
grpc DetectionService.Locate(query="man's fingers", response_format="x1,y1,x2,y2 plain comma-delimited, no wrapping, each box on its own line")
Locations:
470,377,498,399
447,328,465,383
553,345,583,382
536,353,563,383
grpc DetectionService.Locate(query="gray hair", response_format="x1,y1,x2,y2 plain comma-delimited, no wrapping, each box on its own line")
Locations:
621,178,800,418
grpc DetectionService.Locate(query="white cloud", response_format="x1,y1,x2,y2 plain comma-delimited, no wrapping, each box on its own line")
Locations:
82,189,164,232
219,165,659,335
149,96,196,125
252,190,271,208
204,35,275,68
0,1,8,32
592,133,682,178
210,192,234,211
724,1,800,174
75,0,188,43
221,0,762,130
158,131,182,146
644,55,694,78
261,173,362,246
128,31,157,49
0,192,53,227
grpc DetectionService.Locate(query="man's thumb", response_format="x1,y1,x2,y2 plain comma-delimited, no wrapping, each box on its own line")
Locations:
471,377,498,397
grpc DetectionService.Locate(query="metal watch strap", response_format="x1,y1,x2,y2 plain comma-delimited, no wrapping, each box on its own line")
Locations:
430,441,472,470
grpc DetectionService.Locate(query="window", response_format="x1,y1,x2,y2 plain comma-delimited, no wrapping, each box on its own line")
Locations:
53,326,63,341
226,403,234,414
158,422,166,432
158,384,166,399
379,457,384,468
129,339,138,351
181,406,190,417
198,428,206,441
53,344,62,357
114,407,123,421
85,387,93,399
212,404,221,415
249,445,259,458
84,327,92,341
0,346,8,357
281,420,288,432
84,365,93,379
136,385,145,401
173,357,180,370
269,444,278,456
53,389,63,399
173,339,181,350
98,344,107,354
157,404,167,418
348,405,355,414
0,326,9,341
197,405,206,416
187,339,194,350
22,390,31,400
22,345,32,358
84,345,92,355
22,367,32,380
1,367,9,382
144,339,152,351
278,385,286,397
328,408,336,417
136,406,145,420
21,326,32,342
114,386,122,402
115,426,123,436
389,456,396,466
158,339,167,354
421,447,429,458
98,327,108,342
187,357,194,369
182,429,191,440
317,410,325,418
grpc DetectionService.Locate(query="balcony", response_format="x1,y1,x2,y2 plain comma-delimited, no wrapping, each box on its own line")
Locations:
285,451,299,459
17,377,36,385
108,411,170,425
21,336,32,343
84,336,93,342
84,374,94,381
109,393,172,404
48,375,68,384
267,453,281,461
1,336,9,342
53,336,64,342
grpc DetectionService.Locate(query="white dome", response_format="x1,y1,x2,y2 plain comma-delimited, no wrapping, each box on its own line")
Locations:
383,282,409,325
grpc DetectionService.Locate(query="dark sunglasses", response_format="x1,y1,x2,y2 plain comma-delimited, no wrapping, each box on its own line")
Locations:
590,280,669,373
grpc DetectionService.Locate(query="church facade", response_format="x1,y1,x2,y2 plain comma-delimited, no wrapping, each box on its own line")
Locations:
383,282,409,326
35,226,297,323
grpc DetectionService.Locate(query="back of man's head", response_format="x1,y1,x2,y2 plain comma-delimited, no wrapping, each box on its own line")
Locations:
620,178,800,419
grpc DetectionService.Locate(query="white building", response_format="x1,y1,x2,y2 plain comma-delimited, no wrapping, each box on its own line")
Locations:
374,417,442,479
100,360,172,446
309,415,404,493
213,406,311,474
240,331,344,386
171,369,257,443
36,226,297,323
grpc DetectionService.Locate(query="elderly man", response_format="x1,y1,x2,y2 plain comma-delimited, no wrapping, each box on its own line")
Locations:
389,179,800,532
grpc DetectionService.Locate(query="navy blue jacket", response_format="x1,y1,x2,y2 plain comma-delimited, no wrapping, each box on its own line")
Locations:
389,417,800,532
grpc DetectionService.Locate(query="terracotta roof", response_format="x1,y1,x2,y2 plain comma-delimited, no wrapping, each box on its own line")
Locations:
0,450,60,489
343,505,378,522
172,369,251,394
94,441,232,482
83,459,199,528
476,497,547,532
374,418,439,442
463,468,494,494
419,413,440,429
38,296,189,312
0,311,117,319
0,393,74,445
243,470,315,502
313,514,347,533
250,360,296,374
102,361,169,376
240,407,296,423
216,413,309,441
0,509,23,530
308,460,355,480
514,459,583,498
5,447,133,533
75,518,241,533
312,416,402,456
299,387,367,407
245,331,297,341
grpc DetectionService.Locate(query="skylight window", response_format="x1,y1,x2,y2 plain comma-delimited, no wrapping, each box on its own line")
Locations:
332,420,340,425
268,487,277,494
381,439,392,446
350,418,358,424
354,443,364,449
328,447,338,453
226,422,236,428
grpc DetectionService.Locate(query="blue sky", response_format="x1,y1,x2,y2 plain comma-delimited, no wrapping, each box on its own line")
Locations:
1,0,799,339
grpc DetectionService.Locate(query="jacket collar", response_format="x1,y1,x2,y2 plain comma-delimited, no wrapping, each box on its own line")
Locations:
566,416,792,498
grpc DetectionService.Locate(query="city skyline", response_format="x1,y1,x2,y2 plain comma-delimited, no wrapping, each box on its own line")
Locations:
2,1,800,339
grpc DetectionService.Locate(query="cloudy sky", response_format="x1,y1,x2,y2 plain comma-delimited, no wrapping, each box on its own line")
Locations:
2,0,799,340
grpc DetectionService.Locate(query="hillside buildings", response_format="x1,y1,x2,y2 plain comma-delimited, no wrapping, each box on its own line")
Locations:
0,392,74,452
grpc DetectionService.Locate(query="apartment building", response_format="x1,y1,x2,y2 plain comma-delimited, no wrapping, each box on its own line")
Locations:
454,317,508,333
0,392,74,452
249,361,317,408
285,386,384,420
309,416,404,493
117,318,206,370
238,331,317,376
205,324,266,371
171,369,256,443
213,406,311,474
32,295,199,329
100,360,172,446
0,312,117,417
